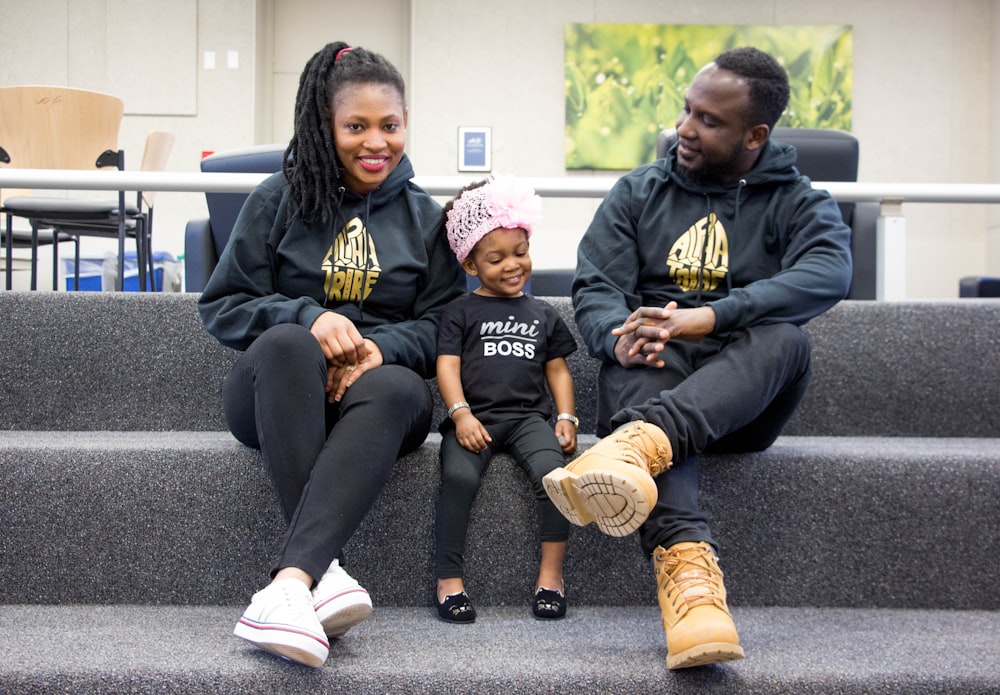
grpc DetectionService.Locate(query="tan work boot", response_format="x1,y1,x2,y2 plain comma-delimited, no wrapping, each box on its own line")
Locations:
542,421,671,537
654,542,745,669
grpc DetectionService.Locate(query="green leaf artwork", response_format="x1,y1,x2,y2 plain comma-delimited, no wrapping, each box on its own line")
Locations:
565,24,853,170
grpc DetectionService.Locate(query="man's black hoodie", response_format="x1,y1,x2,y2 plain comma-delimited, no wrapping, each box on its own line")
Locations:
573,138,853,362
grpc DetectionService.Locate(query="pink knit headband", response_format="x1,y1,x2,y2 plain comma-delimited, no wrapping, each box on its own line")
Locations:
445,175,543,261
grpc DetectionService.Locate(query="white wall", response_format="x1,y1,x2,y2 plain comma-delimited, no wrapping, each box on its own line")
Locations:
989,0,1000,272
1,0,997,295
405,0,998,296
262,0,411,145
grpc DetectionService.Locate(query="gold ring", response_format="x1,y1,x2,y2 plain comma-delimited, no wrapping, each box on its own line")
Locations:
345,365,356,372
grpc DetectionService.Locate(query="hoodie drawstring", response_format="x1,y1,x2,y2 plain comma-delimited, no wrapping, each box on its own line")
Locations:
358,193,373,314
696,194,711,307
697,179,745,305
728,179,746,296
323,186,350,308
326,185,375,314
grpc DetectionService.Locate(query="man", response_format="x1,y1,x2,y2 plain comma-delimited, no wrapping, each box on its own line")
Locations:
543,47,852,669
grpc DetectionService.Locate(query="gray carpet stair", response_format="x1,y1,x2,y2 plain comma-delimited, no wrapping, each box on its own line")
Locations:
1,292,998,693
2,605,997,694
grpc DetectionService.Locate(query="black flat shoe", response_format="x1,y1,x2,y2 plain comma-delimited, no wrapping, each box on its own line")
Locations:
437,591,476,623
532,587,567,620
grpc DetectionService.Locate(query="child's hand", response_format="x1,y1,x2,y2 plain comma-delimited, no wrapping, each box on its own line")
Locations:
454,411,491,453
555,420,577,455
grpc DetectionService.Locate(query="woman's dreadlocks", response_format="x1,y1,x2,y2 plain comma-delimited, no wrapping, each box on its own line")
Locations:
283,42,407,225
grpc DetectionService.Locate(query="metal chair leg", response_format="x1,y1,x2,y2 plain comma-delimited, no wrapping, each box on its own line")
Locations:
51,228,60,291
4,213,13,291
30,223,39,291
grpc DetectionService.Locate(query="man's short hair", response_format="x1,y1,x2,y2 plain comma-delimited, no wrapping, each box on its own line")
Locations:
714,46,790,130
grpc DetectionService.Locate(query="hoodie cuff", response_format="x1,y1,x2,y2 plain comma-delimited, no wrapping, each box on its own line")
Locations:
707,298,741,333
298,304,327,332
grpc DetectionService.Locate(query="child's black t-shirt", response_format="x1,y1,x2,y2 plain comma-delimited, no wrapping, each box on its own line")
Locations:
437,293,577,425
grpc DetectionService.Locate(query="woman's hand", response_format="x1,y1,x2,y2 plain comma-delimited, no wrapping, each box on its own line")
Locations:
310,311,368,367
327,338,383,403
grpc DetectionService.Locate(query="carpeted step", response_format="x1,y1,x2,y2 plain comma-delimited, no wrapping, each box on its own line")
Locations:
3,431,998,610
0,604,997,694
3,293,999,439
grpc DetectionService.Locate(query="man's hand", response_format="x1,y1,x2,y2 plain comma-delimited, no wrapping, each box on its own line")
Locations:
612,302,716,368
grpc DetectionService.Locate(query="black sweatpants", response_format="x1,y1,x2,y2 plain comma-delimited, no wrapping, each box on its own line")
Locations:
222,323,432,584
596,323,812,556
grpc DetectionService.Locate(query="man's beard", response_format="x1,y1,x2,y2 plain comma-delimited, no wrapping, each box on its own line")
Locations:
675,143,744,185
676,161,714,184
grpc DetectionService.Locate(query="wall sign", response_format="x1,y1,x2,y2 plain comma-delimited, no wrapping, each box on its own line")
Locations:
458,127,492,172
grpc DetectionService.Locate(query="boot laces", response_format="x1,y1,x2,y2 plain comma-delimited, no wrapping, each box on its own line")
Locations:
658,545,728,614
614,425,670,474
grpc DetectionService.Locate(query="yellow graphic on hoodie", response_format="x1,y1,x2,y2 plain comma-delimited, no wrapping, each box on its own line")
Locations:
323,216,381,302
666,213,729,292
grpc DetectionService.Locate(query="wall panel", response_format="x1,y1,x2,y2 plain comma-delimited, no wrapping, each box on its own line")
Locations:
106,0,197,115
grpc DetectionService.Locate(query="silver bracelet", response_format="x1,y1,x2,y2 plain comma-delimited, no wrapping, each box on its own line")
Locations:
448,401,471,418
556,413,579,429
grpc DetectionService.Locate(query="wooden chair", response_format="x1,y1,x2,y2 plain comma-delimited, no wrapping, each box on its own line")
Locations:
48,130,175,290
0,85,125,290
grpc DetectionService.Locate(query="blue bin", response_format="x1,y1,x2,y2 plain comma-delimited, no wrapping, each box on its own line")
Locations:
64,251,175,291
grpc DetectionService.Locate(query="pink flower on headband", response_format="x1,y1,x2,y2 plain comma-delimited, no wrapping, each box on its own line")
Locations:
445,175,543,261
484,175,543,232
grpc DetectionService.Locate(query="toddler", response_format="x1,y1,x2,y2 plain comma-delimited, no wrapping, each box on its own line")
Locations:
434,175,578,623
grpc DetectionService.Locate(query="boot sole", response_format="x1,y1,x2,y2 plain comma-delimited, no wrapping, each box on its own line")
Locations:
667,642,745,670
543,465,657,537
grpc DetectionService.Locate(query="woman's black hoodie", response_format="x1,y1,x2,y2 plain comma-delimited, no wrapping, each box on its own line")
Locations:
198,154,465,378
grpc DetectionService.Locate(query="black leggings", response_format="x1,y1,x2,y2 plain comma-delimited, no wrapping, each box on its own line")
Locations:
223,323,432,583
434,415,571,579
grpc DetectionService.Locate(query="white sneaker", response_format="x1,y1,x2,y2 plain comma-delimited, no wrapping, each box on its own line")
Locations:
312,559,373,638
233,578,330,668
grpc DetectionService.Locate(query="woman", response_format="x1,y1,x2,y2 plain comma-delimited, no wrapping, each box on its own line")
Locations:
198,42,465,668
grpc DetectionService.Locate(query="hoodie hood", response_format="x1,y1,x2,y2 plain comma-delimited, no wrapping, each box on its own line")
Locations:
334,153,416,212
664,137,801,195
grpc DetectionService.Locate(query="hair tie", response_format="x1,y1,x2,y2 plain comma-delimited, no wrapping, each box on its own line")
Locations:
335,46,355,62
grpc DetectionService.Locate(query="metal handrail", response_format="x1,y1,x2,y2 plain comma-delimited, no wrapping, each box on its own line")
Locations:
2,168,1000,204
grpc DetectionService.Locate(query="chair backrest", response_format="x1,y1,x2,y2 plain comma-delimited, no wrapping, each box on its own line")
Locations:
769,127,859,226
200,144,286,257
769,127,858,181
138,130,176,208
0,85,124,172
